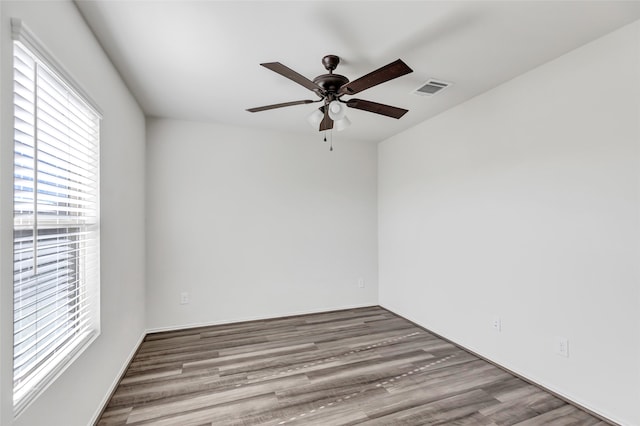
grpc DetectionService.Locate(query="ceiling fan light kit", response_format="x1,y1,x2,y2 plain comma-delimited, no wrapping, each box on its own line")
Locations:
247,55,413,148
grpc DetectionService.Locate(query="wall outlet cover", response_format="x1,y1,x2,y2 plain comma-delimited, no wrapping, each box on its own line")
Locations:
492,317,501,332
555,336,569,357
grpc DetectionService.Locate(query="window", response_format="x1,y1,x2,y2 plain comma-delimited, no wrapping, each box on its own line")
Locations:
12,22,101,415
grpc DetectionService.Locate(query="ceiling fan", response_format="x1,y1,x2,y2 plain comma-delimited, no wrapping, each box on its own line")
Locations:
247,55,413,132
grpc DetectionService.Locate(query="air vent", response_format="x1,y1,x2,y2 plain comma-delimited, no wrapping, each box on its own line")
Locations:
413,79,451,96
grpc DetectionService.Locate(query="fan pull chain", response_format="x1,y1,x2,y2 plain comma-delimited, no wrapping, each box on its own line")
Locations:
323,132,327,143
330,130,334,151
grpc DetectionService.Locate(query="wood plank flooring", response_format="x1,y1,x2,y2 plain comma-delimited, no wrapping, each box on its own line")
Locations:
97,307,610,425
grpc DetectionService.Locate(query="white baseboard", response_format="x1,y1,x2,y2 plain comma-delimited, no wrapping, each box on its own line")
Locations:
91,305,628,426
90,304,375,423
380,305,626,426
89,331,145,425
145,303,377,334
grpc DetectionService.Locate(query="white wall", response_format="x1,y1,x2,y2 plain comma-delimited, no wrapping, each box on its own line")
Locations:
379,20,640,425
0,1,146,425
146,119,378,330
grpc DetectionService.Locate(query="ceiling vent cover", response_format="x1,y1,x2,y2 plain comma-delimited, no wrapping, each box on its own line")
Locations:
413,79,451,96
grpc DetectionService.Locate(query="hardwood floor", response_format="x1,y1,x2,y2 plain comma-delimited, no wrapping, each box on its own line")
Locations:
97,307,609,425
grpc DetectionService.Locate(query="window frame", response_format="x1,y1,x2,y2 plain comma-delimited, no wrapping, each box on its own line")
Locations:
11,19,102,417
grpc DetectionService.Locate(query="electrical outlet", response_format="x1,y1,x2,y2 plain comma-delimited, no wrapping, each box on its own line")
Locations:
492,317,501,332
180,292,189,305
357,277,365,288
555,336,569,357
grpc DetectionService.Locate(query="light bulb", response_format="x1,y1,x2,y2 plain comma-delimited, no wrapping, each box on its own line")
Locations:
334,116,351,131
328,100,346,120
307,108,324,129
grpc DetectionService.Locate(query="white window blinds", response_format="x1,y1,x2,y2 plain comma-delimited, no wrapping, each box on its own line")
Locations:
13,36,101,414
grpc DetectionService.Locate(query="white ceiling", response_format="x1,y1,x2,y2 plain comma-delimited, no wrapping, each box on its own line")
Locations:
75,1,640,143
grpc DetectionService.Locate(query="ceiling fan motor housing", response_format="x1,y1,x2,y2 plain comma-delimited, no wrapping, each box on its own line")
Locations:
313,55,349,98
313,73,349,96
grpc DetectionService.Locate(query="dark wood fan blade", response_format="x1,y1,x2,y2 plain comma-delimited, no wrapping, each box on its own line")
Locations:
261,62,323,93
339,59,413,95
319,106,333,131
346,99,409,119
246,100,316,113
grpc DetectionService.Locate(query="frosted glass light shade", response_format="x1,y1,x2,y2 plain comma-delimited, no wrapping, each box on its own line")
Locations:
307,109,324,129
334,116,351,131
328,100,346,120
